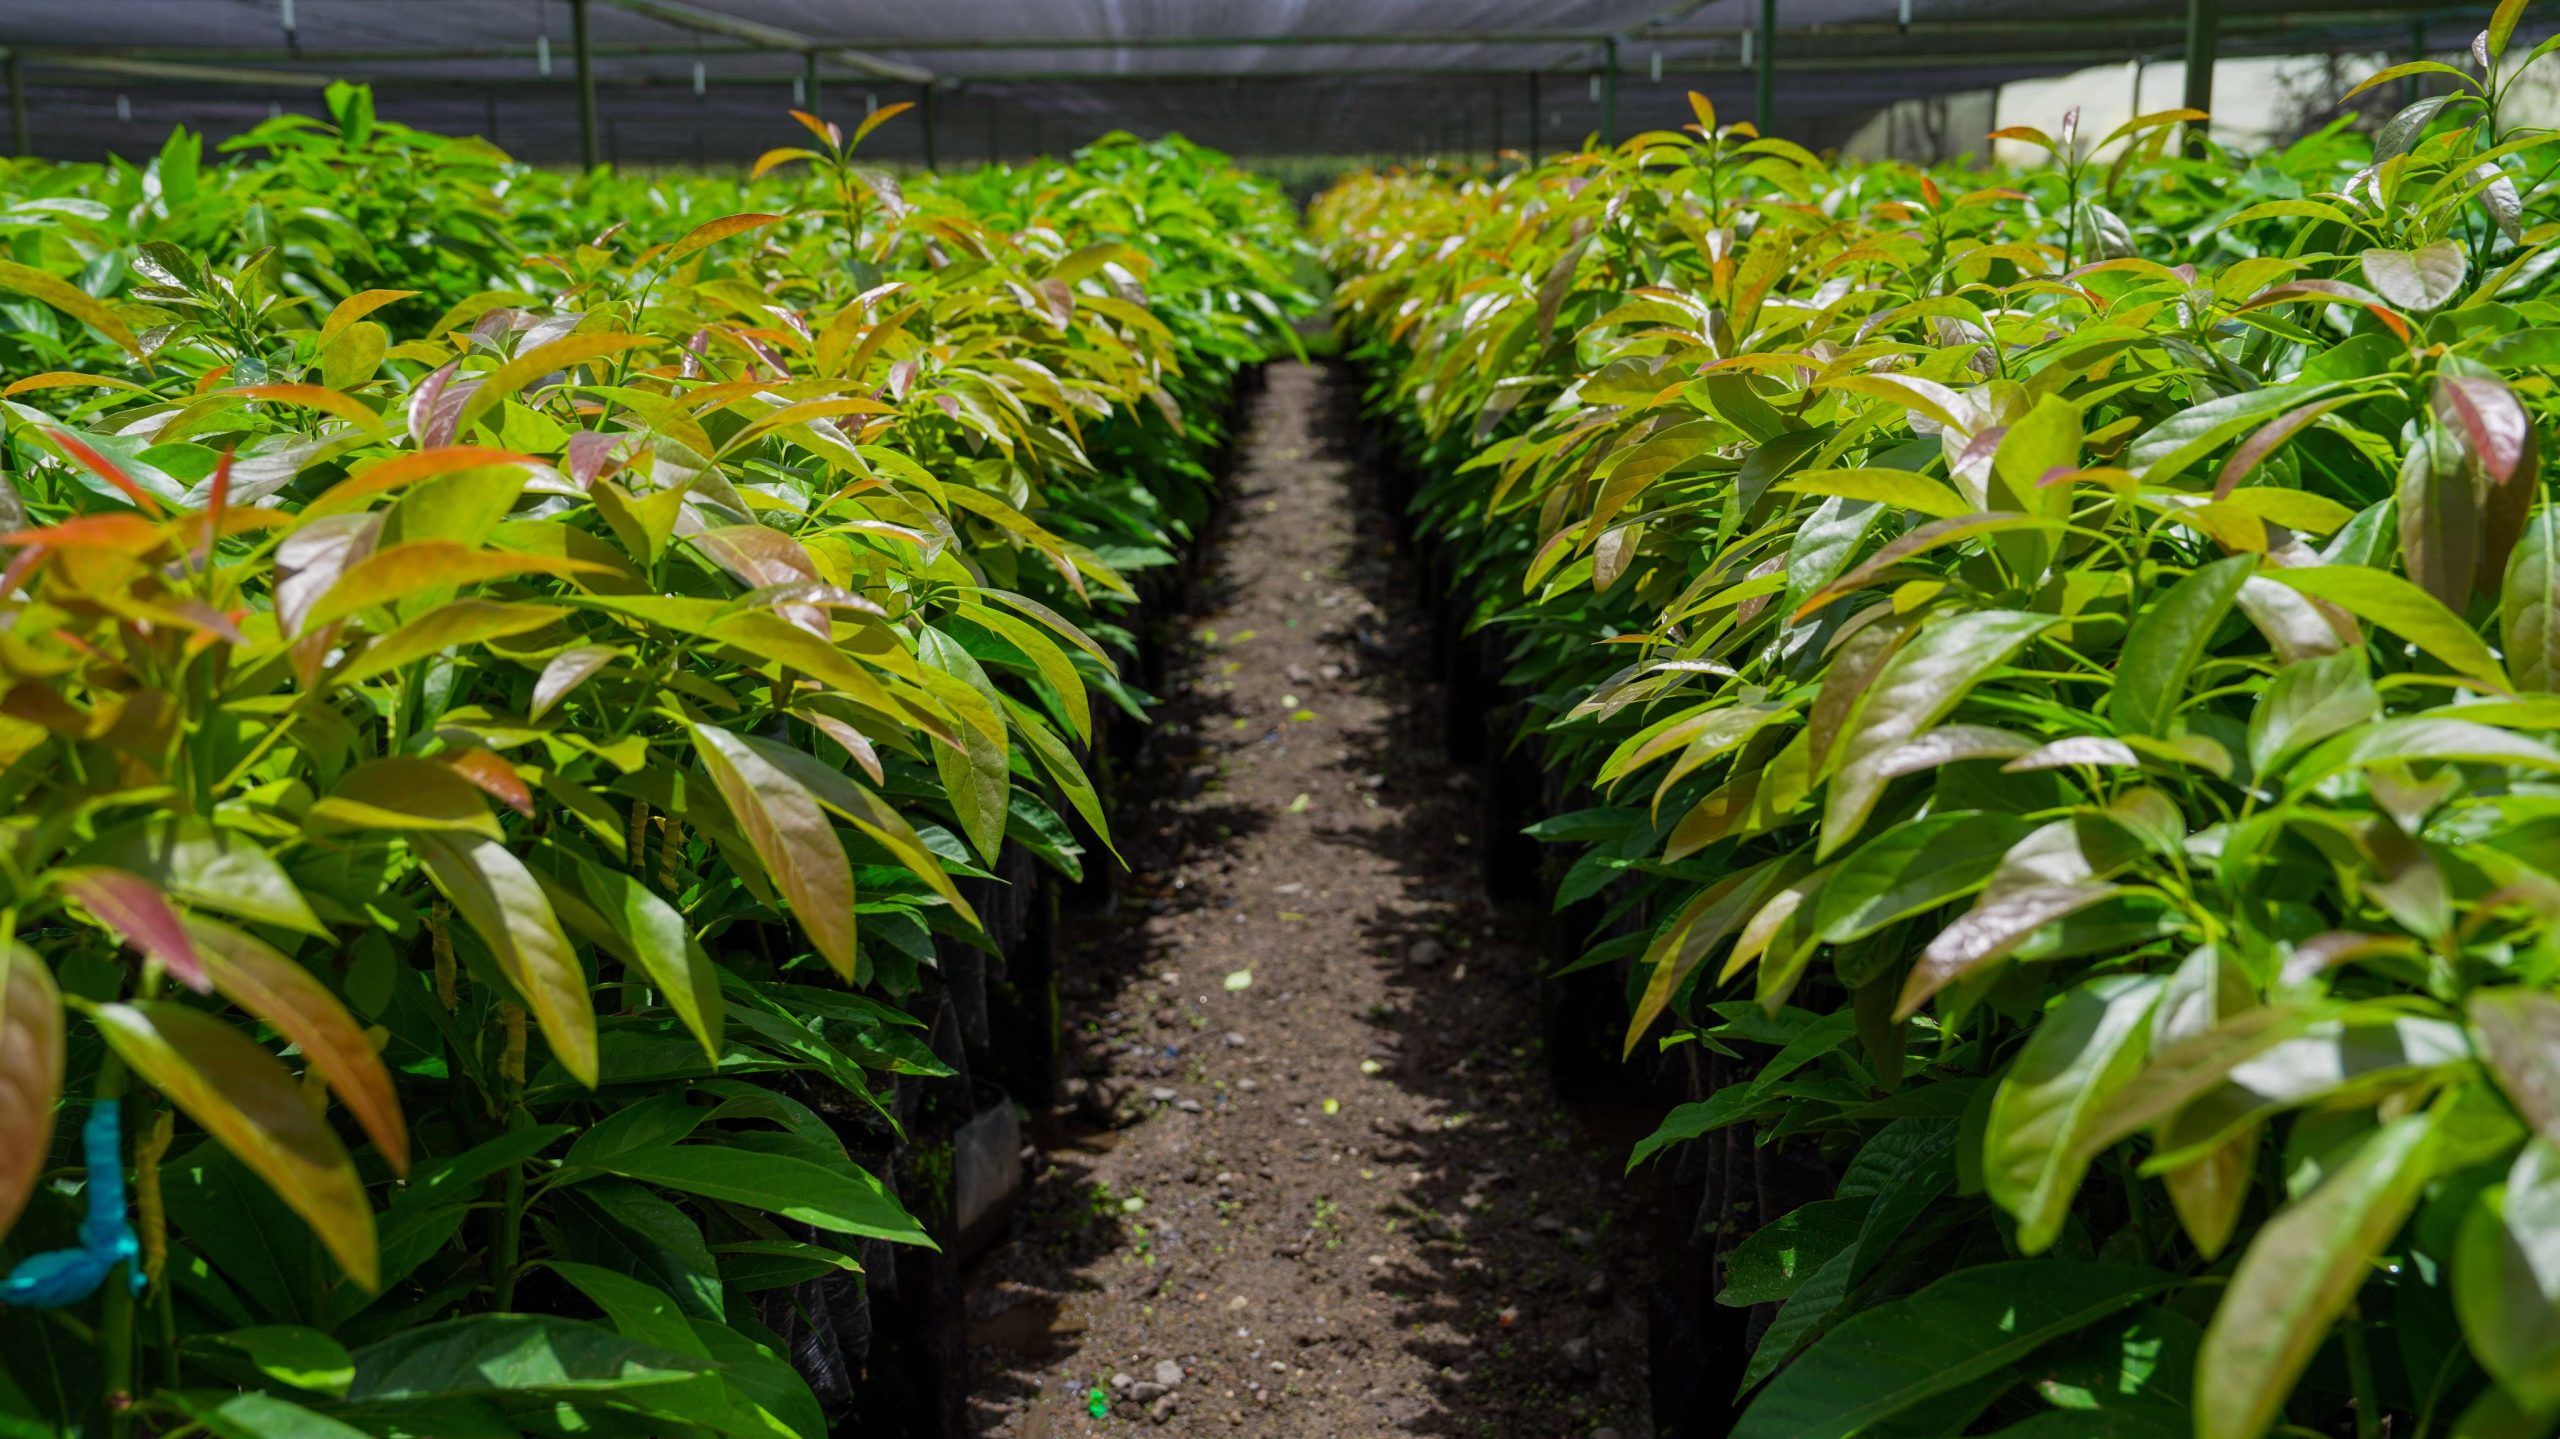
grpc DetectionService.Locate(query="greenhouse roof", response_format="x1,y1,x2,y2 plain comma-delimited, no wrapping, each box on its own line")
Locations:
0,1,2524,164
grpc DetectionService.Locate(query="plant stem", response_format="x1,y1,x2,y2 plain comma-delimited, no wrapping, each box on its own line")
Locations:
491,1118,529,1310
2345,1311,2381,1439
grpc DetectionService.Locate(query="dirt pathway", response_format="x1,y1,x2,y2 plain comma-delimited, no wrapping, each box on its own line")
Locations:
963,362,1652,1439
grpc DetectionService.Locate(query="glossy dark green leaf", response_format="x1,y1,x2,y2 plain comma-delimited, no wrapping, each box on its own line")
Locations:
1986,976,2164,1253
2107,554,2253,738
575,1143,928,1246
1815,812,2037,943
2456,1140,2560,1410
1824,610,2057,858
346,1314,707,1402
1732,1262,2172,1439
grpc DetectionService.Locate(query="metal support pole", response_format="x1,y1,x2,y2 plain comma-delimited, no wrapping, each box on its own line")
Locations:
6,54,26,158
571,0,599,169
2181,0,2217,154
803,50,819,115
1600,36,1619,146
1756,0,1777,134
920,82,937,170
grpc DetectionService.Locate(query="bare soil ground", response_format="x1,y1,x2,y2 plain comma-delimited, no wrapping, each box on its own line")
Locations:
962,362,1653,1439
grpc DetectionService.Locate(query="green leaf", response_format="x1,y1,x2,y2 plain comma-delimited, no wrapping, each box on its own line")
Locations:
414,832,597,1088
2262,565,2508,692
209,1325,356,1396
1776,468,1971,519
1987,976,2165,1253
575,1143,930,1245
536,1260,731,1425
2197,1110,2443,1439
1815,812,2037,943
0,258,143,358
174,1392,375,1439
535,846,722,1065
2107,555,2254,738
2363,242,2469,311
80,815,327,938
2247,651,2379,777
346,1314,707,1402
1985,1409,2189,1438
2506,507,2560,692
93,1001,378,1289
1731,1262,2172,1439
332,599,567,686
2457,1139,2560,1410
1721,1197,1866,1307
308,757,502,839
1823,610,2057,858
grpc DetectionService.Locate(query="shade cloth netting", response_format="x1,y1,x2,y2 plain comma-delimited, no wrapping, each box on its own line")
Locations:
0,2,2514,165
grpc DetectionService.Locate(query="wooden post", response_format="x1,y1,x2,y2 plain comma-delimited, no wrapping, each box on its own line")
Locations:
7,54,27,158
2182,0,2218,154
1600,37,1619,146
571,0,599,170
1756,0,1778,134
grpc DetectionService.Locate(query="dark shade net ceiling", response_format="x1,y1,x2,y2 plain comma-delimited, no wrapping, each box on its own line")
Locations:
0,2,2521,165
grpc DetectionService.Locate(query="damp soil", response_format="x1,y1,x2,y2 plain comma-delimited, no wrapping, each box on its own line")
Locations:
962,362,1654,1439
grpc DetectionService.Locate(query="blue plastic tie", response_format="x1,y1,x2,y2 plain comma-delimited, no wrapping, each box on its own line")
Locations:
0,1101,142,1308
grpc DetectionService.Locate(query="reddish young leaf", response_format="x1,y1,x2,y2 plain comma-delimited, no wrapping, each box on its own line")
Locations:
59,867,211,992
0,943,62,1239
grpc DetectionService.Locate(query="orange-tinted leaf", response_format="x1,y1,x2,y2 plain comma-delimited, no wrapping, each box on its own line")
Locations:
750,146,823,180
2,513,165,554
301,541,599,633
446,747,534,818
308,757,500,838
689,721,859,981
188,917,407,1175
59,867,210,992
229,383,388,435
2,371,151,398
853,101,914,147
93,1001,379,1289
789,109,841,149
0,942,62,1239
317,288,418,345
663,213,784,265
0,259,142,359
303,446,544,519
44,428,164,516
